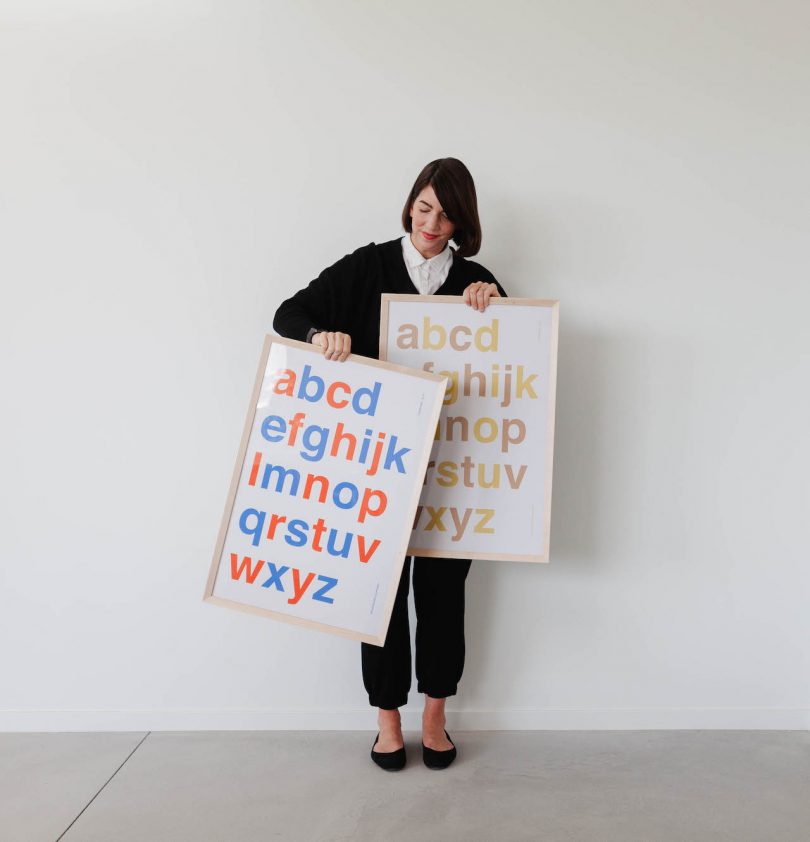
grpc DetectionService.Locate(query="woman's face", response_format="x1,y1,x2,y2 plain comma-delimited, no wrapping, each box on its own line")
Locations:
409,184,455,258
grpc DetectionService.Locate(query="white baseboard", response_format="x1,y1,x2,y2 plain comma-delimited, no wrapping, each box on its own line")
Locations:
2,707,808,732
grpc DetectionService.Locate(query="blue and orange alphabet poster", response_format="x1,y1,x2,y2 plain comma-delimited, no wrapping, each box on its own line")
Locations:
204,336,446,645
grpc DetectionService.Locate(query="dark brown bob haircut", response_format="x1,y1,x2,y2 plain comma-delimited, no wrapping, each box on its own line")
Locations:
401,158,482,257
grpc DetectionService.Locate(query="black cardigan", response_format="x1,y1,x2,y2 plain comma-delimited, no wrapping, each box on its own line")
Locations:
272,238,508,360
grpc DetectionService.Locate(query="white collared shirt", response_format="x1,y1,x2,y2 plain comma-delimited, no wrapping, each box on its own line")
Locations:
401,234,453,296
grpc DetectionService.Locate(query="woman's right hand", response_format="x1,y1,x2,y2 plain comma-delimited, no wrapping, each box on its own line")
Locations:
312,331,352,362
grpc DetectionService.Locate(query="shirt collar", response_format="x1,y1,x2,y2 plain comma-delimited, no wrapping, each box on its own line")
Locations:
401,234,452,270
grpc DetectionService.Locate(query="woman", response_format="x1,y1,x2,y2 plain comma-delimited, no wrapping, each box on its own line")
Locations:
273,158,507,771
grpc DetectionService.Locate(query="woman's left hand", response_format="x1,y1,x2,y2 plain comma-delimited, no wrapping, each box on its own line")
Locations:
463,281,501,312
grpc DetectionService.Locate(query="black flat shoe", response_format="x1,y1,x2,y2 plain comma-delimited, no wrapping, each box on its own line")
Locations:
422,729,457,769
370,732,406,771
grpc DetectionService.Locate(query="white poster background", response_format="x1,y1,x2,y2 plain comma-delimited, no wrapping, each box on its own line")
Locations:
204,337,446,644
381,296,559,562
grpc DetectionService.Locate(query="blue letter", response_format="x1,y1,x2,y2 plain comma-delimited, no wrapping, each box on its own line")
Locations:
261,562,289,591
284,518,309,548
301,424,329,462
333,481,359,510
312,575,338,604
298,364,325,402
352,380,381,416
382,436,411,474
260,414,286,442
239,508,265,547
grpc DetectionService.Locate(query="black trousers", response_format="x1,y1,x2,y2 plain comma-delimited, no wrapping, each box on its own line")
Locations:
361,555,473,710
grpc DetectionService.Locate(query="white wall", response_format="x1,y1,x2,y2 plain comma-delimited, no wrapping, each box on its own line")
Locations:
2,0,808,731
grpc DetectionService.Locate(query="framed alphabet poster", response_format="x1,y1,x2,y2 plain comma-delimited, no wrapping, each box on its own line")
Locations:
203,336,447,645
380,296,559,563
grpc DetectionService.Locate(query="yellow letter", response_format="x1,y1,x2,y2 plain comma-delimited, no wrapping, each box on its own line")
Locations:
440,370,458,405
473,417,499,444
424,316,446,350
475,318,499,352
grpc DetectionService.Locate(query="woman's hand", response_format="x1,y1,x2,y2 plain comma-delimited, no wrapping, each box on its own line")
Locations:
463,281,501,312
312,331,352,361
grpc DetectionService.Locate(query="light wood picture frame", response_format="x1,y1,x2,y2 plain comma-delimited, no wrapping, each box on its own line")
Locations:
203,335,447,644
380,295,559,563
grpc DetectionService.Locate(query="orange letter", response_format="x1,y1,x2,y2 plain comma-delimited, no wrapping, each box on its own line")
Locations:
230,553,265,584
357,536,381,563
327,380,350,409
248,451,261,486
287,568,316,604
358,488,388,523
271,368,296,396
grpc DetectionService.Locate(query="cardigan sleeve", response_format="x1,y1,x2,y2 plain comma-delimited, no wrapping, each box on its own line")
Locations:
272,244,373,342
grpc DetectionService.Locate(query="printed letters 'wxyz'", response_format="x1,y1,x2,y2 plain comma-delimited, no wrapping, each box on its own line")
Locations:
230,553,338,605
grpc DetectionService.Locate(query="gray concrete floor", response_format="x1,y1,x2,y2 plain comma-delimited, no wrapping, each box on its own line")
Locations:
1,731,808,841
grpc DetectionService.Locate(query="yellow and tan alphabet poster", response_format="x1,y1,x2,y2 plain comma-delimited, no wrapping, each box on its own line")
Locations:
380,296,559,563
